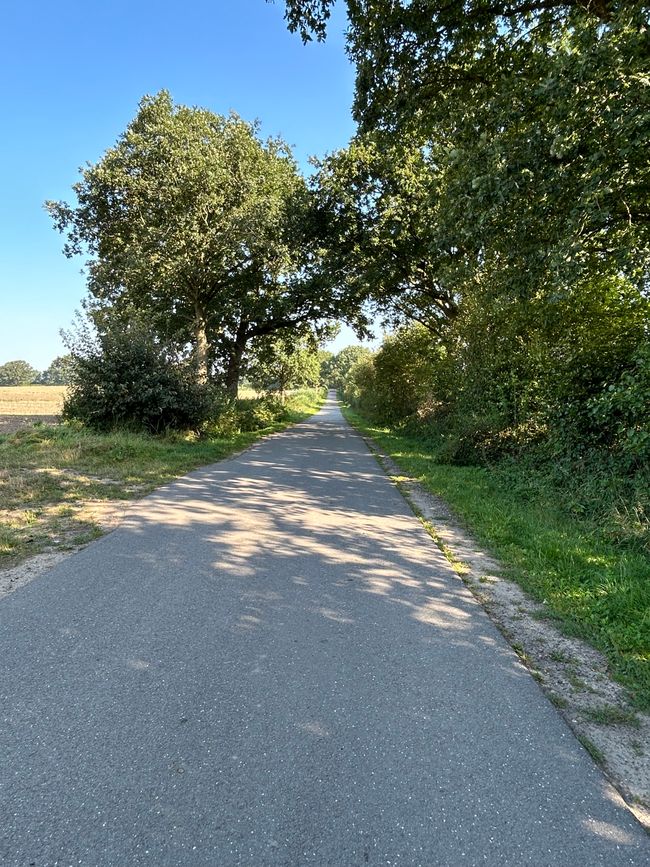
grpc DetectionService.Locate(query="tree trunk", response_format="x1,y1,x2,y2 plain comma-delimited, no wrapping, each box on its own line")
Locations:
224,322,249,400
194,310,209,384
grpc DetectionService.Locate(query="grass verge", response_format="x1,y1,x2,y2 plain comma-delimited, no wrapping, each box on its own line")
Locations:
343,405,650,711
0,388,323,568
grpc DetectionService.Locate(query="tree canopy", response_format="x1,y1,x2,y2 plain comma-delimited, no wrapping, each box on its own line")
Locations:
0,360,39,386
281,1,649,302
47,91,357,396
37,355,73,386
311,135,458,334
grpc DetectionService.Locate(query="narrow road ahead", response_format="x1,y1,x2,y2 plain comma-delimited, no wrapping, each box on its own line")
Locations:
1,395,647,865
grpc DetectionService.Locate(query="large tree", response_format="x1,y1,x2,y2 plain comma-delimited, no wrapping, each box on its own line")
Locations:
47,91,355,396
0,360,39,386
312,135,461,334
279,1,649,299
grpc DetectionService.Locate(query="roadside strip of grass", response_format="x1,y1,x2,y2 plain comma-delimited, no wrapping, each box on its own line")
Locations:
343,406,650,711
0,389,324,568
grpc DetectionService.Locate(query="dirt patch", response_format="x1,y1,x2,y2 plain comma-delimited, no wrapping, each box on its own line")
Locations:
0,415,60,435
0,498,133,600
0,550,81,597
365,438,650,831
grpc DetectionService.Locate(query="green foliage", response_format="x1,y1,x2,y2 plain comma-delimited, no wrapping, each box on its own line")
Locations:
63,325,211,433
287,0,649,348
285,3,649,286
203,388,324,437
248,332,321,398
37,355,74,385
318,349,335,386
47,91,350,395
347,275,649,463
341,355,376,414
0,360,39,386
587,344,650,469
327,345,374,391
311,137,457,332
235,395,291,431
357,324,446,424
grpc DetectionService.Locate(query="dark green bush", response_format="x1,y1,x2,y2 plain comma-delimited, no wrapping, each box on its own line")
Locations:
586,343,650,470
63,327,211,433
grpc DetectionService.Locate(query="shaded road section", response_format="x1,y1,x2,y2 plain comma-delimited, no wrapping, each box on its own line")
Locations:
1,395,647,865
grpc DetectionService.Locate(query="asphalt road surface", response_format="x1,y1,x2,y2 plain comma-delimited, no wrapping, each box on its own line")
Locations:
1,395,648,866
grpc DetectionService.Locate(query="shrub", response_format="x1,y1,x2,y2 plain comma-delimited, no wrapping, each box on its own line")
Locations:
203,394,293,437
235,396,291,431
63,326,211,433
587,342,650,470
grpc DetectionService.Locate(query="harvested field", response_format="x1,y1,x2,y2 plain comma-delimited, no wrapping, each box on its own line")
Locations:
0,385,66,415
0,386,65,435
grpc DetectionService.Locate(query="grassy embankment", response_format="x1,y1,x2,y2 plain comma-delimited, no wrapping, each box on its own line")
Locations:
0,387,324,568
343,406,650,712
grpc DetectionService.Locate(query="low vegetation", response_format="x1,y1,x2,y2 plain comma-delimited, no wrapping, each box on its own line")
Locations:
0,387,324,568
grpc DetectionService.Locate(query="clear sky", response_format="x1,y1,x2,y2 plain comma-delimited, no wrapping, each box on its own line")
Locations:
0,0,369,371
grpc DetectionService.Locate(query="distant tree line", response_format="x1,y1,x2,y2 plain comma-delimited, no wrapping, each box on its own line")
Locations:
0,356,73,386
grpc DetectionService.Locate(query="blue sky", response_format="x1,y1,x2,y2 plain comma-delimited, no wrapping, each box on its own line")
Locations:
0,0,368,371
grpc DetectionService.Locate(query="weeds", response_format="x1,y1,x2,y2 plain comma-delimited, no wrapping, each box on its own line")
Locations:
581,705,641,728
577,734,606,764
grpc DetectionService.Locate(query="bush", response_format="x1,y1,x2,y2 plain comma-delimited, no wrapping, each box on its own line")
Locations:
587,342,650,470
203,389,323,437
203,395,291,436
63,326,211,433
236,395,290,431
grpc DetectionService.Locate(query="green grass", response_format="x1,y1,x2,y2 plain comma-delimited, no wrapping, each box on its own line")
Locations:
581,704,641,728
0,388,324,566
343,406,650,711
576,734,606,764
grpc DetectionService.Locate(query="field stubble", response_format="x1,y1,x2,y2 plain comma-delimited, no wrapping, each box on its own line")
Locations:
0,385,66,434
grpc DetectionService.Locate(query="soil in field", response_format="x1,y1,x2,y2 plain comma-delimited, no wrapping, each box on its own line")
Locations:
0,386,65,435
0,415,60,435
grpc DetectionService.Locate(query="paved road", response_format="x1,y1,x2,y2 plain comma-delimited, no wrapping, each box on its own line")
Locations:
1,395,647,866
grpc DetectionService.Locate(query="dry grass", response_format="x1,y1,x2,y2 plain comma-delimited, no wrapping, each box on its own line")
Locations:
0,388,325,569
0,386,67,416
